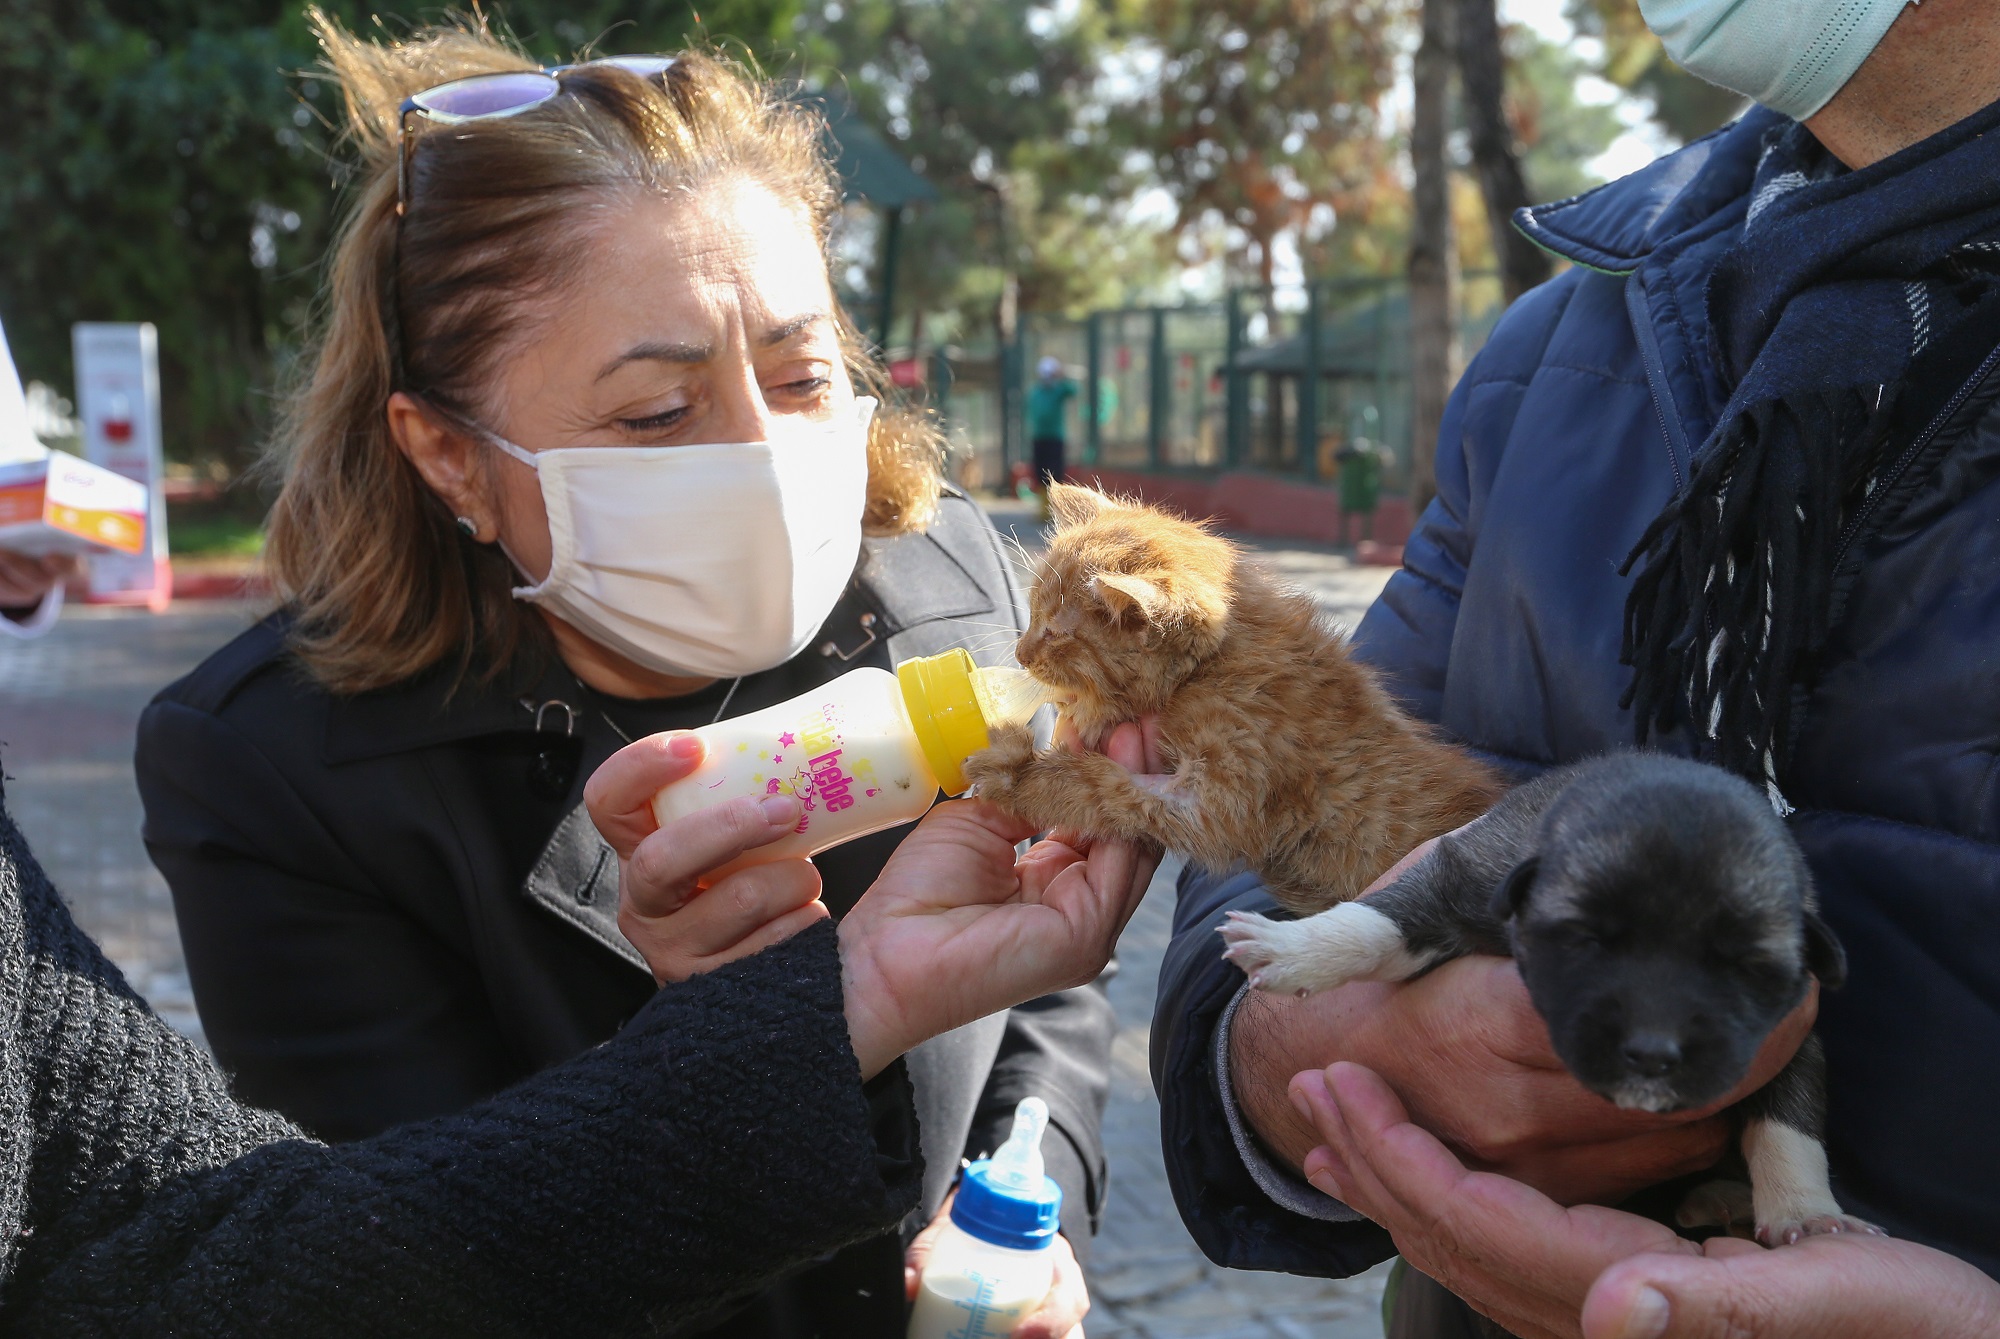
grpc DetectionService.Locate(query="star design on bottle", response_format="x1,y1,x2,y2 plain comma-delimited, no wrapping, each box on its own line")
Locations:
778,732,797,747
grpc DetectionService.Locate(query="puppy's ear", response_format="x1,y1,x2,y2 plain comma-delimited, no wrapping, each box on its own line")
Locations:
1488,857,1540,924
1803,909,1847,990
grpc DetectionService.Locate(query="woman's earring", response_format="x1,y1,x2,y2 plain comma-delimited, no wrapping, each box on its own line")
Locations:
455,516,480,541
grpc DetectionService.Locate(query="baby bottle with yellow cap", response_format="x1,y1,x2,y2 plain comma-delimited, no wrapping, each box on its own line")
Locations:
650,650,1051,876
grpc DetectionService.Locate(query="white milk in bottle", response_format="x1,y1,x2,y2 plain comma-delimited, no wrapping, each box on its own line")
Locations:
651,650,1049,877
907,1098,1062,1339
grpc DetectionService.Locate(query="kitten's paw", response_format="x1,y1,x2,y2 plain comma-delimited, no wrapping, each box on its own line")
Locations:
963,724,1039,809
1755,1212,1885,1247
1676,1180,1754,1233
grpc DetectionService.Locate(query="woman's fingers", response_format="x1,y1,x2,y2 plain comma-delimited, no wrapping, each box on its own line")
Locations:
904,1191,955,1301
1092,722,1162,910
1013,1231,1089,1339
1103,721,1144,773
944,796,1045,852
637,833,817,943
717,896,831,961
623,792,803,917
620,857,823,983
584,732,706,855
0,549,67,607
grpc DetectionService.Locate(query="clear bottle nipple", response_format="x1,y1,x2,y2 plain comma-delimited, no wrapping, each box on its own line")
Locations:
985,1097,1050,1195
969,667,1054,731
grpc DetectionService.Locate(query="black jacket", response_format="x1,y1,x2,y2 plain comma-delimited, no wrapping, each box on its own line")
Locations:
0,782,923,1336
135,491,1114,1334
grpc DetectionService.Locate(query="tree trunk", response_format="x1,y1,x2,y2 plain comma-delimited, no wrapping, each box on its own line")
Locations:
1408,0,1460,516
1254,230,1279,327
993,187,1020,481
1456,0,1552,303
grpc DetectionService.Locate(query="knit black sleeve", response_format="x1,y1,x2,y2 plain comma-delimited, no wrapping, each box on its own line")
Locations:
0,808,921,1337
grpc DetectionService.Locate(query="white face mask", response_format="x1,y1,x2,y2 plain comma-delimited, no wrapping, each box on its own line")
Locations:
1639,0,1914,122
486,397,876,680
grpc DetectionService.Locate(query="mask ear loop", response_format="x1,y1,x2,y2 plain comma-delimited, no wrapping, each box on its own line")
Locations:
480,431,542,469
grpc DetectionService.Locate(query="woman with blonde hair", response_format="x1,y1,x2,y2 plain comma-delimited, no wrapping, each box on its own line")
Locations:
135,14,1111,1336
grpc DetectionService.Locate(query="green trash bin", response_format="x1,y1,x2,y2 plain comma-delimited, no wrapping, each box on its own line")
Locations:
1336,442,1385,542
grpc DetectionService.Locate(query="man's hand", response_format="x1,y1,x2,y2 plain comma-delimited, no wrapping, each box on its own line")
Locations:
839,722,1160,1079
1296,1059,1699,1338
1229,837,1817,1204
0,550,74,613
1583,1233,2000,1338
905,1192,1089,1339
586,731,829,985
1292,1060,2000,1339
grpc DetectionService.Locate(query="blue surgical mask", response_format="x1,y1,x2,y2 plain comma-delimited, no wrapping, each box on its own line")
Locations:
1639,0,1915,121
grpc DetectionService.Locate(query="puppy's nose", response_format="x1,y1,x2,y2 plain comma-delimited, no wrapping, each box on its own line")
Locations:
1620,1032,1683,1077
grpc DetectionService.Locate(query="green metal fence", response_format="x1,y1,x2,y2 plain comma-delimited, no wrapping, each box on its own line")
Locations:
944,274,1506,495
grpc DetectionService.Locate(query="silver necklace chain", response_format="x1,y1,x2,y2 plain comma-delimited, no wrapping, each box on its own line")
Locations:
592,675,744,746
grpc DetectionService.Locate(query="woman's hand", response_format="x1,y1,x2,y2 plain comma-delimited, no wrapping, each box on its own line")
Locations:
838,722,1160,1080
905,1192,1089,1339
585,731,828,985
1229,837,1817,1204
1293,1061,2000,1339
0,549,74,613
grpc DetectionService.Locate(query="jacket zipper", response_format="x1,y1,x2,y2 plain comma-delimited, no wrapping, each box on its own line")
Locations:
1625,272,1689,495
1830,340,2000,573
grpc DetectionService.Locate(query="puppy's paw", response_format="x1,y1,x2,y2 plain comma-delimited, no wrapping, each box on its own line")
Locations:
1755,1212,1886,1247
1744,1121,1882,1249
1676,1180,1755,1234
1219,902,1420,996
1220,913,1330,996
962,724,1039,809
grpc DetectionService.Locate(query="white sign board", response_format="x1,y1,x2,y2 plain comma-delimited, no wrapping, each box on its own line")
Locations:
72,322,170,607
0,315,43,465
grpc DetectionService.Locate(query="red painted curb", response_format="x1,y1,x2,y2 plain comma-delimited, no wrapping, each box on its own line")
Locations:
1071,467,1413,549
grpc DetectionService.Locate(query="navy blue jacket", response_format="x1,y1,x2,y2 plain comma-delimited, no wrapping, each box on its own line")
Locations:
1152,112,2000,1283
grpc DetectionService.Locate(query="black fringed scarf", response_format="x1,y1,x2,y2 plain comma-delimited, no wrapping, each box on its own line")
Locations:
1620,106,2000,812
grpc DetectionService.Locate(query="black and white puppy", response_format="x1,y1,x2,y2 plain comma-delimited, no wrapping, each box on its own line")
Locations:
1219,752,1878,1246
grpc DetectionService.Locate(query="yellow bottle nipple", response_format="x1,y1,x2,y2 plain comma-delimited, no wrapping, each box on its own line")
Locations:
895,650,1053,795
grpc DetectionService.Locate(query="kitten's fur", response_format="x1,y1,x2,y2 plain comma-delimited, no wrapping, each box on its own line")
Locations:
964,484,1500,911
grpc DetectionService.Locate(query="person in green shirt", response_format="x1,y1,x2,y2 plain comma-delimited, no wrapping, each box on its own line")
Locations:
1027,356,1077,522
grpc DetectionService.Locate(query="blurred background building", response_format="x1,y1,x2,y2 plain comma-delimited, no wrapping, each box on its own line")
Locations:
1,0,1742,562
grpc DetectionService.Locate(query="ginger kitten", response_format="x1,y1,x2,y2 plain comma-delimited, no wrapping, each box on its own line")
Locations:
964,484,1500,912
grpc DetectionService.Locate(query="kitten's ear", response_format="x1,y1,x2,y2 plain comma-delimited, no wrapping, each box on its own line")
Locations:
1091,571,1166,620
1487,856,1540,924
1049,484,1122,528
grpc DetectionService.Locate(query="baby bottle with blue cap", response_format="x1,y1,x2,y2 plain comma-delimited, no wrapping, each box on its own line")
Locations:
907,1098,1062,1339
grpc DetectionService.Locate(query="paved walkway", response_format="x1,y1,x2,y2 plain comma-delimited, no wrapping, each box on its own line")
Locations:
0,601,259,1042
0,505,1397,1338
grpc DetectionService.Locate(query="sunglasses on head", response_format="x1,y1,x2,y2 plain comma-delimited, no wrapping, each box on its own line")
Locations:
395,55,678,215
